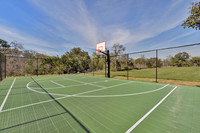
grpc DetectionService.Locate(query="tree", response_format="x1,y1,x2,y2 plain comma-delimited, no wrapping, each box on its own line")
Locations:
182,1,200,30
23,50,36,58
92,52,101,71
162,55,172,67
190,56,200,66
10,41,24,50
0,38,10,48
135,55,146,68
146,58,162,68
111,43,126,71
128,58,134,69
171,52,190,67
66,47,91,73
0,38,10,54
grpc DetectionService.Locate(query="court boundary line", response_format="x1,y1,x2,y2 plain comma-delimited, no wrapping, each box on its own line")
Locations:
50,80,65,87
0,78,16,112
125,86,177,133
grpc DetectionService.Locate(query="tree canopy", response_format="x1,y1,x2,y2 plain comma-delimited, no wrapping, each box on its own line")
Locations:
182,1,200,30
111,43,125,56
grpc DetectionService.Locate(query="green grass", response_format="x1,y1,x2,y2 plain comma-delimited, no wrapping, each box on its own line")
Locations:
0,75,200,132
93,67,200,82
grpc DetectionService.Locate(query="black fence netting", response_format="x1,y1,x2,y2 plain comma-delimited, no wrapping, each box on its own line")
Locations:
6,56,37,77
127,50,157,81
91,55,106,77
110,54,128,79
2,43,200,86
0,53,6,81
108,43,200,85
157,44,200,83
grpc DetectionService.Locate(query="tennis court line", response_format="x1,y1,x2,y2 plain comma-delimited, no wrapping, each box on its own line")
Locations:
50,80,65,87
0,78,16,112
125,86,177,133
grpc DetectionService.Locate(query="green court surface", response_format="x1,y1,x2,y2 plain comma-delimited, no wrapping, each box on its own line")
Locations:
0,75,199,133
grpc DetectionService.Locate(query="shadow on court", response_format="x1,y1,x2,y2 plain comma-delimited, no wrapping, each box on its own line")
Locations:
31,77,90,133
0,112,67,131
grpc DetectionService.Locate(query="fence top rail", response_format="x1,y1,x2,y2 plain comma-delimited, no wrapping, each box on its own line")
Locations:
6,56,43,59
111,42,200,57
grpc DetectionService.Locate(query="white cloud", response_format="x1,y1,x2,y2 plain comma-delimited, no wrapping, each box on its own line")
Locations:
28,0,100,46
0,24,57,55
1,0,197,55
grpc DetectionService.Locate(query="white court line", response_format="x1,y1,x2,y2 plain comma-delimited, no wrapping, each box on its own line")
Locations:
1,77,170,114
1,80,135,113
50,80,65,87
26,80,134,97
63,77,104,88
0,96,69,113
125,86,177,133
33,80,109,90
0,78,16,112
74,84,170,98
72,81,134,96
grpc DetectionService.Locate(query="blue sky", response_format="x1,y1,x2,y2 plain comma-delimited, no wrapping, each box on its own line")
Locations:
0,0,199,56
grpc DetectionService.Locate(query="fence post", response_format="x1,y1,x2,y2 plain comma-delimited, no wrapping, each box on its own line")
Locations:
37,58,39,76
5,55,6,78
0,53,2,81
156,50,158,83
127,54,129,80
24,59,26,77
93,59,94,76
59,59,60,75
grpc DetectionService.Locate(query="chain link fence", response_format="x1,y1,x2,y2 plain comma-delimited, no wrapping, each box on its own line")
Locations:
108,43,200,85
0,53,6,81
1,43,200,86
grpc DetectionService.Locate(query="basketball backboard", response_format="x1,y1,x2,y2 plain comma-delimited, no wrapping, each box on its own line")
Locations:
96,41,106,53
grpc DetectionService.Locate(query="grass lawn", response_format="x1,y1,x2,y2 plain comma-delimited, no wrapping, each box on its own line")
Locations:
90,67,200,85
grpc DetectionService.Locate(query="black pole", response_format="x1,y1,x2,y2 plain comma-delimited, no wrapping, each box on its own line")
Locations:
127,54,129,80
93,59,94,76
0,53,2,81
37,58,39,76
59,59,60,75
156,50,158,83
24,59,26,77
107,50,110,78
105,56,106,77
5,55,6,78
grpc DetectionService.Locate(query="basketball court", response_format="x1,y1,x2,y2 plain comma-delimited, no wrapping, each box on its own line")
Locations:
0,74,199,132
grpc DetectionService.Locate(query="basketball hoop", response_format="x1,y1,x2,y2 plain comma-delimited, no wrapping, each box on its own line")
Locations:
96,41,106,53
95,41,110,78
